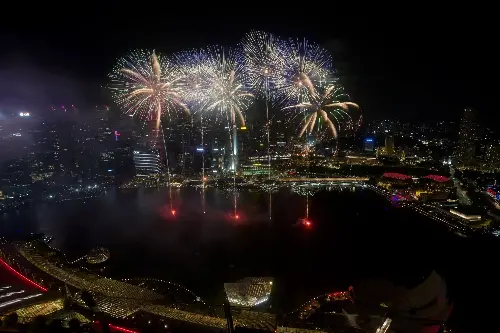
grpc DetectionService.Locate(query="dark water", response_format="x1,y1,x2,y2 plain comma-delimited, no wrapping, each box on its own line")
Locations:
0,187,498,329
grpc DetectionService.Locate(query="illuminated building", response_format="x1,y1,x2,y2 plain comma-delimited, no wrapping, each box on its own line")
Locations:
485,141,500,172
377,173,453,200
240,163,270,176
224,277,273,307
449,207,482,221
487,186,500,201
238,125,250,166
5,298,66,323
345,154,378,165
455,108,478,168
168,120,195,173
210,145,225,173
133,149,161,176
363,137,375,152
86,246,110,264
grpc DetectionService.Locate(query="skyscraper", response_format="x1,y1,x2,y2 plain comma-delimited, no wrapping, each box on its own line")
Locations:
363,137,375,152
385,135,394,155
455,108,478,168
133,149,161,176
485,141,500,172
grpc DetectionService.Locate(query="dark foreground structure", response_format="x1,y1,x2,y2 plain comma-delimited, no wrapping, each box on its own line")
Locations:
0,238,451,333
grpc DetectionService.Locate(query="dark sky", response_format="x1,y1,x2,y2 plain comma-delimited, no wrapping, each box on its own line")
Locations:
0,10,498,123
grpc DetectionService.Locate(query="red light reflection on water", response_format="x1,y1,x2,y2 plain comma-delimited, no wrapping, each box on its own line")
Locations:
158,205,177,221
224,211,244,223
298,218,312,228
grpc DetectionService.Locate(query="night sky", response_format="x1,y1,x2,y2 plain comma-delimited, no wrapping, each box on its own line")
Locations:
1,11,497,123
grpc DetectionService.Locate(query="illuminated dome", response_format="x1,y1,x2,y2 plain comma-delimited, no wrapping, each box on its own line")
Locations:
224,277,273,307
86,247,110,264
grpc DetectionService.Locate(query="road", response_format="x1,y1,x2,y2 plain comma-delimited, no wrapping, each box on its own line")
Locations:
278,177,369,182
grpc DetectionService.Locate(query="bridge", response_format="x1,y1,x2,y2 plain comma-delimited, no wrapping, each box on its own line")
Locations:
278,177,369,182
4,242,276,331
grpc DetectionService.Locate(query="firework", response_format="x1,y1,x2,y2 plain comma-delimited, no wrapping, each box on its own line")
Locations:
201,45,254,171
283,84,359,139
274,38,334,106
241,30,282,99
175,49,213,111
241,30,281,179
175,49,215,185
198,45,254,125
109,49,190,129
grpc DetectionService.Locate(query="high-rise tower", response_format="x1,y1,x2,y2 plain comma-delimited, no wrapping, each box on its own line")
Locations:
455,108,478,168
385,135,395,155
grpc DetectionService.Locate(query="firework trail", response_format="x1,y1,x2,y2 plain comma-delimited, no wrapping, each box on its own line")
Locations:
241,30,281,183
109,49,190,130
282,84,359,139
176,49,214,187
176,45,253,222
241,30,281,218
184,45,254,171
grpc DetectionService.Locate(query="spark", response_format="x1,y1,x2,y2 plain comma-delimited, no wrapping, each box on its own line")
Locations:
199,46,254,171
175,49,213,112
241,30,280,179
198,45,254,126
176,46,254,171
241,30,281,99
176,46,254,124
283,84,359,139
109,49,190,129
274,38,334,107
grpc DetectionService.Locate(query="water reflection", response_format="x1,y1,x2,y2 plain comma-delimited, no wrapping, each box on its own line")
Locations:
268,190,272,220
0,185,365,241
201,186,206,215
0,185,455,306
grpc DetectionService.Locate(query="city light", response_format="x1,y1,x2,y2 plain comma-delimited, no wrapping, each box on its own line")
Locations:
0,257,47,292
95,322,139,333
19,112,30,117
